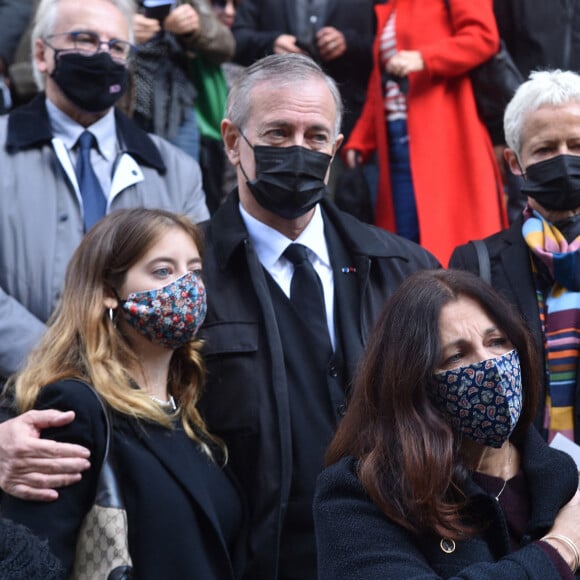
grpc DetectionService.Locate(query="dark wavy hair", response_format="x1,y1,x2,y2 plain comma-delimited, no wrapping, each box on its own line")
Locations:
326,269,540,539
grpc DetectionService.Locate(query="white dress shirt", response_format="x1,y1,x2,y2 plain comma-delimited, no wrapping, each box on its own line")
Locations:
46,99,119,196
239,202,336,349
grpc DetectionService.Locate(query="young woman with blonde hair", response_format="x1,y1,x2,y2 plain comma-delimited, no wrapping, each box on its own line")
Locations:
2,208,245,579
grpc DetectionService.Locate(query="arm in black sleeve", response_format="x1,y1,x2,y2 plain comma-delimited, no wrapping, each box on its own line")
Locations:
1,380,107,576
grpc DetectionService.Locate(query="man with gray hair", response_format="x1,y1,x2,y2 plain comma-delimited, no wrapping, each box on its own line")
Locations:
196,53,438,579
450,69,580,447
0,53,438,579
0,0,209,381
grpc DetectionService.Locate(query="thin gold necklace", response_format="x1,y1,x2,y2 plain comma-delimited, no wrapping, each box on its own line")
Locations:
475,441,513,499
494,442,513,500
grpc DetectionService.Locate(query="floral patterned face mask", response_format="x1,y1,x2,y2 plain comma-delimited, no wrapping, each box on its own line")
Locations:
119,271,207,350
431,349,523,448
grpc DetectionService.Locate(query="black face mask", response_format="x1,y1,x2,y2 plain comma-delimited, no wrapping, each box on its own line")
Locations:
50,51,129,113
521,154,580,211
239,134,332,219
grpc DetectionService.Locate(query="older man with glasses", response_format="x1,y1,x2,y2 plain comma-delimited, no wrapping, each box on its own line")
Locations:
0,0,209,391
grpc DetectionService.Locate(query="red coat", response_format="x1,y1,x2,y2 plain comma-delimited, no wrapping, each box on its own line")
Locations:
346,0,508,265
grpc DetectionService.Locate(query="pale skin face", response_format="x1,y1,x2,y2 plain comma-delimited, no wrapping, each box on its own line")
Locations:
221,77,344,239
104,227,202,399
435,295,517,478
436,296,513,373
34,0,130,126
505,102,580,222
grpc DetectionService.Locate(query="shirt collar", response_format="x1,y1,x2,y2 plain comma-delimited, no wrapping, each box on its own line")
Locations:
45,98,118,160
239,203,331,269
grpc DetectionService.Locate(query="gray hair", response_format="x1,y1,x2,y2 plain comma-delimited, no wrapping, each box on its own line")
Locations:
504,69,580,159
31,0,136,89
226,53,344,138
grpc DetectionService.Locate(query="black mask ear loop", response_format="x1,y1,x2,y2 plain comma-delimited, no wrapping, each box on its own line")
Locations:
516,157,527,180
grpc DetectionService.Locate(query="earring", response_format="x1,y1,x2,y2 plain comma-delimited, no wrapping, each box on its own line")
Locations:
108,308,114,322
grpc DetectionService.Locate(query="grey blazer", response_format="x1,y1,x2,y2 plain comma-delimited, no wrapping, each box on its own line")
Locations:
0,95,209,377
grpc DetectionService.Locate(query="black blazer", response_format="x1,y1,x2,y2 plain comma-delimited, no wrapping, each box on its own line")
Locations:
449,217,580,443
2,380,246,580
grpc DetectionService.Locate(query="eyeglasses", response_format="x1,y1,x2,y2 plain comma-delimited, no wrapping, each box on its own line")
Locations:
44,31,135,62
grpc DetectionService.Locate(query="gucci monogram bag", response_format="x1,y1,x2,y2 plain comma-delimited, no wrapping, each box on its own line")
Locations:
71,384,133,580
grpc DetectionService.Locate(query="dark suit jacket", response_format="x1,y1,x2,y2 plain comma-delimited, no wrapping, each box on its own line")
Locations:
449,216,580,443
198,192,439,579
2,380,246,580
231,0,378,138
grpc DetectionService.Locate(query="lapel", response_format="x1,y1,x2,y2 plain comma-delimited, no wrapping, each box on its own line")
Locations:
6,93,53,149
126,420,231,557
493,219,554,434
5,94,166,173
496,220,543,349
207,189,250,270
323,210,364,386
114,109,166,173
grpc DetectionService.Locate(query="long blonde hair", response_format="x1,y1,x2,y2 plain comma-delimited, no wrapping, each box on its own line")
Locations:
12,208,224,460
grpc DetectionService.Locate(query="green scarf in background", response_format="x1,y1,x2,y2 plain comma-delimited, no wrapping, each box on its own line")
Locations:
189,54,228,141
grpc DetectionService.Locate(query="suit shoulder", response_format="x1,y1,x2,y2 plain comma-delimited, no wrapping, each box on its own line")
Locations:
374,228,440,268
36,379,104,419
316,456,362,500
332,209,440,268
147,133,201,170
450,224,517,268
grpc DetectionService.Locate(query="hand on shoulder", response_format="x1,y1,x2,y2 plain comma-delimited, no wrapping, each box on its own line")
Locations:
0,410,91,501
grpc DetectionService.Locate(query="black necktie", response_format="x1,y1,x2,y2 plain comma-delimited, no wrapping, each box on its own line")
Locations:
76,130,106,232
284,243,332,351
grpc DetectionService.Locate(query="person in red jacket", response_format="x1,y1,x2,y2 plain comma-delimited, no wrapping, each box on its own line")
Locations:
344,0,507,265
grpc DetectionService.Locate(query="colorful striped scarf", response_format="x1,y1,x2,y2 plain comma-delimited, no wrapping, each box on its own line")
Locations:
522,210,578,442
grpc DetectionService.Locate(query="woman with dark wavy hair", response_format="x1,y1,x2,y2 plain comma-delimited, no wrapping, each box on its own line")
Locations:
314,269,580,579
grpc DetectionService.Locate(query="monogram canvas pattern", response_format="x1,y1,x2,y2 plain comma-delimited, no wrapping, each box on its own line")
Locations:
71,505,132,580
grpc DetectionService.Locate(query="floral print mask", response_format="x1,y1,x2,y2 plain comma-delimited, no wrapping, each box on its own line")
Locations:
431,349,523,448
119,271,206,350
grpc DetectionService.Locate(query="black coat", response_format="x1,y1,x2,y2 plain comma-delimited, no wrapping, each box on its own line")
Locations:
314,428,580,579
2,380,246,580
449,217,580,444
198,192,439,579
494,0,580,80
231,0,378,139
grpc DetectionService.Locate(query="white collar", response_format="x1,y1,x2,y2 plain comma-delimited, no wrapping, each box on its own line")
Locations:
45,98,118,161
239,203,331,268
